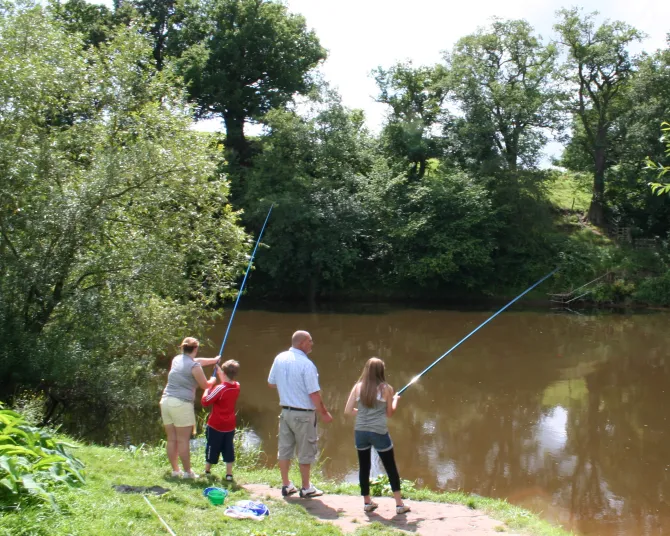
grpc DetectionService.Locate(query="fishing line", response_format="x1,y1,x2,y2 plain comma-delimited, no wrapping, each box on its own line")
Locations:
212,204,274,377
397,268,559,395
143,495,177,536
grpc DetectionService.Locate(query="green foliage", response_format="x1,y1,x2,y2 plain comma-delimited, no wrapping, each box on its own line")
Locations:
555,8,644,224
0,407,84,508
242,91,374,301
634,272,670,306
374,62,447,180
49,0,133,48
447,18,561,171
590,279,636,304
368,474,415,497
645,122,670,196
0,4,248,428
375,169,498,290
174,0,326,165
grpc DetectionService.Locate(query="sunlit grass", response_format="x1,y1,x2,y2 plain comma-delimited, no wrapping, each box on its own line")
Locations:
0,439,573,536
546,172,591,213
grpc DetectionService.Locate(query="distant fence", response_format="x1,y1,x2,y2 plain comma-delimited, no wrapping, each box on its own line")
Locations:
606,224,659,250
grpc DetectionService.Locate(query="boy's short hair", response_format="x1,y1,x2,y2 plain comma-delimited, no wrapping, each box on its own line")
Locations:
222,359,240,380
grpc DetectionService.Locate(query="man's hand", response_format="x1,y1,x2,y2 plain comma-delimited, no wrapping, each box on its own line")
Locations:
320,410,333,424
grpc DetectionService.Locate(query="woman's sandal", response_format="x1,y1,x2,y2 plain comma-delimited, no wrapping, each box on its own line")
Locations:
363,501,378,512
396,504,411,514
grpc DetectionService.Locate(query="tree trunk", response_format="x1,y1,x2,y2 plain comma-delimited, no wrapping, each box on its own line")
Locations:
417,158,426,180
588,137,607,226
223,112,250,167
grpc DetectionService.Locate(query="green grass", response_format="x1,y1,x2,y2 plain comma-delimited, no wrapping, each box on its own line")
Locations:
0,439,572,536
546,172,591,213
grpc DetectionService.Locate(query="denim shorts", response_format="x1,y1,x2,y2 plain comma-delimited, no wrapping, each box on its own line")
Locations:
354,430,393,453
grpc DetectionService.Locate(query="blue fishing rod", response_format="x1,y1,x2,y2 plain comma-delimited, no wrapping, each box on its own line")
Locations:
397,268,559,395
212,204,274,377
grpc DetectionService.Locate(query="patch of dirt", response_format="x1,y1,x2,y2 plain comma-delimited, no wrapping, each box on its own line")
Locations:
246,484,520,535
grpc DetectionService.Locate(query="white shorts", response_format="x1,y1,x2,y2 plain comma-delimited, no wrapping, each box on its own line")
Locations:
160,397,195,428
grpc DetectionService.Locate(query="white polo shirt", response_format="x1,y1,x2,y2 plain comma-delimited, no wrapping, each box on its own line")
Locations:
268,347,320,410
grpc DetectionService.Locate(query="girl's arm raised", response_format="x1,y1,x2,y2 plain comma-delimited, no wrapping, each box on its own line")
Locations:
344,383,359,416
385,384,399,417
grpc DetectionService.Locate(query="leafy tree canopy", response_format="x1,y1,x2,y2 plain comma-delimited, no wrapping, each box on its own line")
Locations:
0,2,248,424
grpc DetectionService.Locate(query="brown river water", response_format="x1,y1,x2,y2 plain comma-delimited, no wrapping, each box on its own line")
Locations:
130,307,670,536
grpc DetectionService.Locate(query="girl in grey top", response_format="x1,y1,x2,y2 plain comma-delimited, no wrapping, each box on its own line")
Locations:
344,357,411,515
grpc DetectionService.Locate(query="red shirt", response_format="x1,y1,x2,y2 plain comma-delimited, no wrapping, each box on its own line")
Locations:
201,381,240,433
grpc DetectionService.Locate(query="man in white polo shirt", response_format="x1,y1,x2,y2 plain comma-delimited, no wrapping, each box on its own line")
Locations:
268,330,333,498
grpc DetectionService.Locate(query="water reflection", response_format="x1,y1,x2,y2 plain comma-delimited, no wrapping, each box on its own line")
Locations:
85,308,669,536
194,308,670,536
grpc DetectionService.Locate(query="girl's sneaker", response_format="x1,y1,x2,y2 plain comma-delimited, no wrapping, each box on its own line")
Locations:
396,504,411,514
363,501,378,513
182,470,199,479
171,470,183,478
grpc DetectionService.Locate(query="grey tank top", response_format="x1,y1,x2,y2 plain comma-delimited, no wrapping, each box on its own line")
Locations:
162,354,201,402
354,386,388,434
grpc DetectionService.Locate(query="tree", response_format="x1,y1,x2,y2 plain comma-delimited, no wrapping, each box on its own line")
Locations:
176,0,326,168
374,62,447,180
241,90,374,305
0,4,248,425
555,8,644,225
49,0,134,48
645,122,670,195
132,0,177,70
446,18,561,172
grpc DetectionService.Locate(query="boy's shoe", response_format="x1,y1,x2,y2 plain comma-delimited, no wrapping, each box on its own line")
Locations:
299,484,323,498
395,504,411,514
281,482,298,497
363,501,378,513
182,470,199,479
225,474,233,482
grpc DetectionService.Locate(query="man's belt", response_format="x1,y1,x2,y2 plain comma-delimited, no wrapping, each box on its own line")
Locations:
282,406,313,412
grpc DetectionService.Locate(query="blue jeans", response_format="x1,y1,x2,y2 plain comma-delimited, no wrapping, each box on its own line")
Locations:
354,430,393,453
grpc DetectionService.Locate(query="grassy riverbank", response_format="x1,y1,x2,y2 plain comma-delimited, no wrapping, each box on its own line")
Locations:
0,437,573,536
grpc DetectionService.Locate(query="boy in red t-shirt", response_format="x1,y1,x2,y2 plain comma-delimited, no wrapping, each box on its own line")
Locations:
201,359,240,481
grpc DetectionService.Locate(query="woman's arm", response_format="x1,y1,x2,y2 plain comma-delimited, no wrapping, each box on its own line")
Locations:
194,355,221,366
385,384,399,417
192,364,216,390
344,383,359,416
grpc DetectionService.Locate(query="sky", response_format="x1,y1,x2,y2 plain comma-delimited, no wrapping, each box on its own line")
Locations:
98,0,670,157
283,0,669,134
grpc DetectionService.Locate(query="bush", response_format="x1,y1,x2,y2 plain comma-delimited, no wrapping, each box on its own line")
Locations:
591,279,636,304
634,272,670,306
0,407,84,508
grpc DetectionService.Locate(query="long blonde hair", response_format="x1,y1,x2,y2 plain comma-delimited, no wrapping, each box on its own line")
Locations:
358,357,386,408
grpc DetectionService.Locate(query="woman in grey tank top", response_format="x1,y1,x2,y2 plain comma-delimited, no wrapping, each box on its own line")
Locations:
159,337,220,479
344,357,411,514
